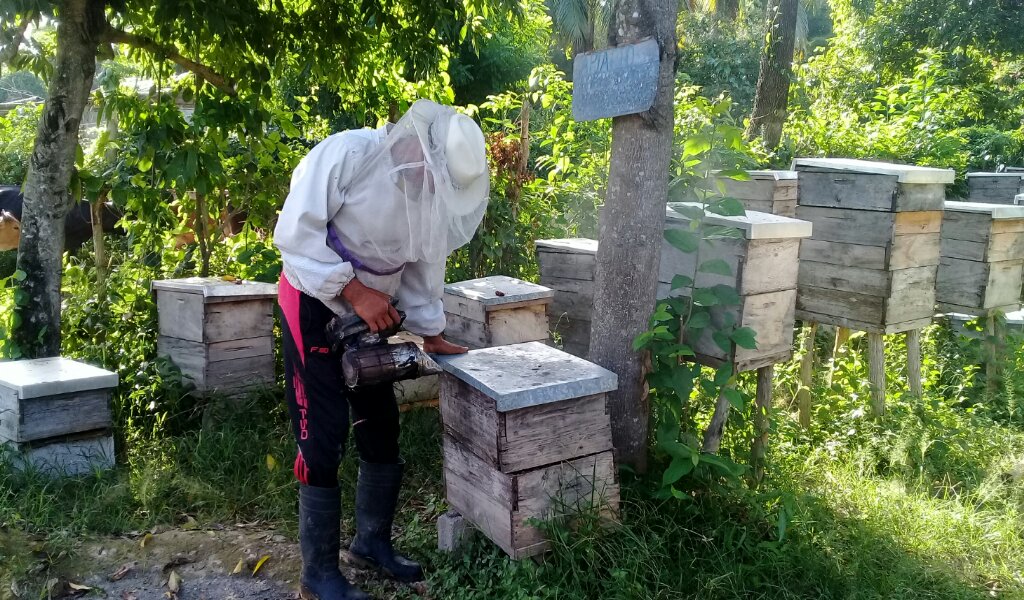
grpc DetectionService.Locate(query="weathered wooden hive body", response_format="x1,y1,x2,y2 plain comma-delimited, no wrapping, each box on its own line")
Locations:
792,158,954,333
706,170,799,217
438,342,619,559
152,278,277,394
0,358,118,475
442,276,553,349
535,239,597,357
657,203,812,372
937,201,1024,315
967,173,1024,205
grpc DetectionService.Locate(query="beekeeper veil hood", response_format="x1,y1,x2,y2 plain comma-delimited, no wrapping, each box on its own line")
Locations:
331,100,490,274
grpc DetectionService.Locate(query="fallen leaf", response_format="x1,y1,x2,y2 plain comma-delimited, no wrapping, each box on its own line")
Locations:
167,570,182,593
140,533,153,549
231,558,245,575
266,454,278,471
221,275,237,281
109,564,133,581
9,580,20,598
68,582,92,591
252,554,271,576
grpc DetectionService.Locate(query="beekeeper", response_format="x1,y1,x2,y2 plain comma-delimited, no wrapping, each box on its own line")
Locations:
274,99,488,600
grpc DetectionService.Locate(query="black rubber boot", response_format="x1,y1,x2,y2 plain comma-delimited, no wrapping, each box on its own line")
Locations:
347,460,424,583
298,485,371,600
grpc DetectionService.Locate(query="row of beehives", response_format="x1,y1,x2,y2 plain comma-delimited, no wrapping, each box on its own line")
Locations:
538,159,1024,368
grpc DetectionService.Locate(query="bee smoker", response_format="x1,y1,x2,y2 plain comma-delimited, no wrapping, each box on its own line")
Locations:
325,302,442,389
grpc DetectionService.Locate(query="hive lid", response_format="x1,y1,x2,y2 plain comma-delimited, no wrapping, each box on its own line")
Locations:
534,238,598,255
437,341,618,411
0,357,119,399
944,201,1024,219
665,203,813,240
966,172,1024,178
792,158,955,184
734,170,798,181
151,277,278,300
444,276,553,308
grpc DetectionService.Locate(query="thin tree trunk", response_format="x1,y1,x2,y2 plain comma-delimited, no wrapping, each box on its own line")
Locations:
744,0,798,149
13,0,105,357
717,0,740,20
92,114,118,300
751,365,774,486
589,0,678,472
196,192,211,277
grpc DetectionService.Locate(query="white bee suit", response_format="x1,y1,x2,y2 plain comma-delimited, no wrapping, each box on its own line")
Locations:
274,100,489,337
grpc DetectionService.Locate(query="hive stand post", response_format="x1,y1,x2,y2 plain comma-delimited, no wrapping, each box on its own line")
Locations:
750,365,774,486
867,332,886,417
985,313,1005,395
797,323,818,428
826,326,850,389
701,385,733,454
437,510,471,554
905,328,923,398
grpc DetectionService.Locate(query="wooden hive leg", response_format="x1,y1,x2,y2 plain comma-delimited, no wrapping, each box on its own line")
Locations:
985,313,1005,395
797,323,818,428
906,329,923,398
751,365,774,486
702,386,733,455
867,332,886,418
437,510,471,553
826,327,850,389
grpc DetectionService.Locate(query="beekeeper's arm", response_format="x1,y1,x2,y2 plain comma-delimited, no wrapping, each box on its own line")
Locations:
396,259,466,353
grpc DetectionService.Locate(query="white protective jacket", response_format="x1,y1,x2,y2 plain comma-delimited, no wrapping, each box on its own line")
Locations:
273,127,447,337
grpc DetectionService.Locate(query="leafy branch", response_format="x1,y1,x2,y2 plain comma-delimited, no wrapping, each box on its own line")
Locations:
103,27,237,97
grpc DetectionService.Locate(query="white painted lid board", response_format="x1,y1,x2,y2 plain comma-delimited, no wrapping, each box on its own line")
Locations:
791,158,955,184
665,203,813,240
151,277,278,300
534,239,599,255
966,172,1024,178
944,201,1024,220
444,276,554,308
0,357,119,399
718,170,798,181
437,341,617,411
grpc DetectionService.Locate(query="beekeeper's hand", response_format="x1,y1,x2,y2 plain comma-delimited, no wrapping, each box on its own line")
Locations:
423,335,468,355
341,279,401,333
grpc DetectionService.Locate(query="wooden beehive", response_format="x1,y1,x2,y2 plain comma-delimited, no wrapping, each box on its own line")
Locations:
535,239,597,357
658,203,812,372
152,277,277,394
0,358,117,476
937,201,1024,314
438,342,619,559
967,173,1024,205
792,158,953,333
702,170,799,217
443,276,553,349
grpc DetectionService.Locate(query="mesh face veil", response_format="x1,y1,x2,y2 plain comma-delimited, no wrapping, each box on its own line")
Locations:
331,101,489,273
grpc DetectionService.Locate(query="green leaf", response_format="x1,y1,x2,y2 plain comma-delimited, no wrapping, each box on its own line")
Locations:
714,364,734,386
731,327,758,350
685,311,710,329
671,274,694,290
724,387,745,410
692,288,719,307
699,259,732,276
669,203,706,221
662,456,695,486
717,169,751,181
710,285,741,306
13,270,26,282
682,134,712,158
664,229,698,253
710,197,746,216
712,330,732,353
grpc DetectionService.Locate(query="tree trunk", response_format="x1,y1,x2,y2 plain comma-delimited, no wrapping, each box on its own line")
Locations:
589,0,678,472
13,0,105,358
716,0,740,20
744,0,798,150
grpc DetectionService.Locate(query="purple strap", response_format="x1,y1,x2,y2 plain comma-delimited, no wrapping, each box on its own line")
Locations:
326,222,404,277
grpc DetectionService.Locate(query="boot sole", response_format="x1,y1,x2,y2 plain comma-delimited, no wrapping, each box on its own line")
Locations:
343,551,423,584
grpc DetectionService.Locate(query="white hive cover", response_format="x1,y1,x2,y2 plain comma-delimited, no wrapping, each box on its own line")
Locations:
0,357,119,399
944,201,1024,220
665,203,813,240
534,239,599,255
444,275,554,307
791,158,955,184
437,341,617,411
150,277,278,299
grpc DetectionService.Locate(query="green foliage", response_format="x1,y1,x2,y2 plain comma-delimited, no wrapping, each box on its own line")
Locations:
0,102,40,185
677,12,764,118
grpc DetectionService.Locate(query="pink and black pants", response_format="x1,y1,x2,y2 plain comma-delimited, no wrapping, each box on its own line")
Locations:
278,274,401,488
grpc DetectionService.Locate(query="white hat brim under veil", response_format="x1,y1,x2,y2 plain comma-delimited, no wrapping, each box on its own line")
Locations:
331,100,490,274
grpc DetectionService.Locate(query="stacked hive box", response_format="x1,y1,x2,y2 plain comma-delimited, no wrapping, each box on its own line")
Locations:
153,278,278,395
704,170,799,217
937,201,1024,315
0,358,118,476
658,203,813,371
967,173,1024,204
438,342,619,559
535,239,598,357
442,276,553,349
792,158,953,333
